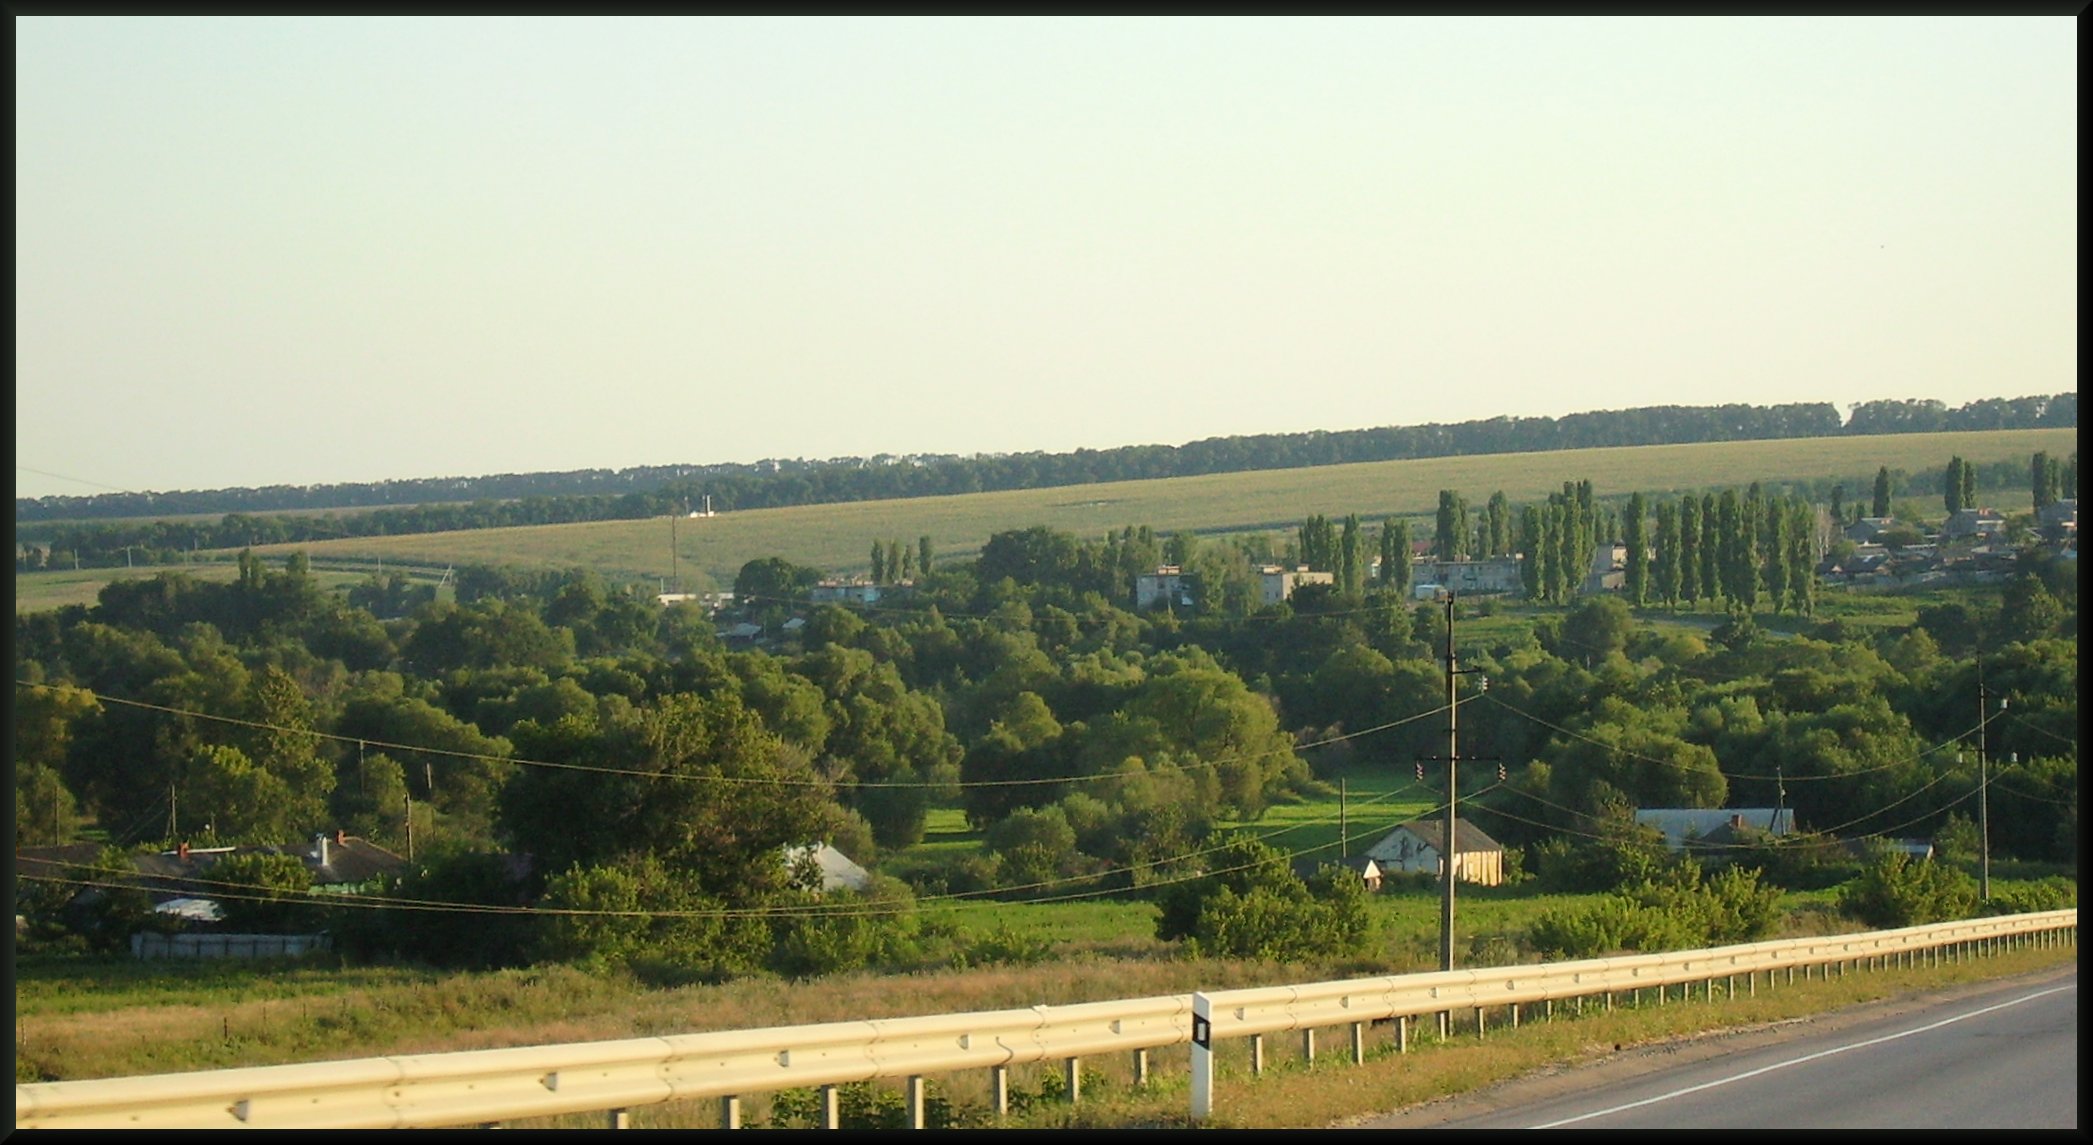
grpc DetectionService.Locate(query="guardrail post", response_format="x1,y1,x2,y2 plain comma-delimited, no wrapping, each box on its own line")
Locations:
1302,1028,1316,1062
1063,1059,1080,1105
1350,1022,1365,1065
1397,1015,1410,1054
1251,1034,1265,1076
1191,992,1214,1123
1707,977,1715,1003
990,1067,1008,1120
1508,1003,1518,1030
608,1109,629,1129
1133,1048,1149,1087
1474,1006,1485,1039
822,1084,840,1129
907,1077,925,1129
719,1097,740,1130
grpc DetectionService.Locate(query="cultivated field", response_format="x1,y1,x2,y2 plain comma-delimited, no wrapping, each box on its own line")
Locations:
15,427,2074,611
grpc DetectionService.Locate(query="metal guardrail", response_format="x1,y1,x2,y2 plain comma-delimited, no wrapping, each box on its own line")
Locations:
15,909,2074,1129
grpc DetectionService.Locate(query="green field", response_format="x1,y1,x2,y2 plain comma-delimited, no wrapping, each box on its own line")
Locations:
15,427,2070,614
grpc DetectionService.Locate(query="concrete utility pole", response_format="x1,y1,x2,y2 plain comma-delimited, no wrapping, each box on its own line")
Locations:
1978,672,2005,902
1441,593,1458,975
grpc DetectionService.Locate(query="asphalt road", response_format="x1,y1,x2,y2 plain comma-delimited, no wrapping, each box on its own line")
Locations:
1347,965,2077,1130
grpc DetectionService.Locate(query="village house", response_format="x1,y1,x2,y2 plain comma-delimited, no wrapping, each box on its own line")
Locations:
1634,808,1795,852
1845,517,1899,544
1941,507,2006,541
809,580,885,605
1135,566,1197,611
1408,556,1524,597
1363,818,1505,886
1255,564,1334,606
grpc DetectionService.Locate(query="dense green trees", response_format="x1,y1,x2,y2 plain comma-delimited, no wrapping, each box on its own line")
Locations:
10,468,2078,981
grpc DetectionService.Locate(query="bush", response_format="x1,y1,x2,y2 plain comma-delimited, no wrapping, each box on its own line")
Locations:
1981,877,2076,916
1838,853,1978,928
1526,895,1701,960
1526,864,1781,959
1154,837,1372,960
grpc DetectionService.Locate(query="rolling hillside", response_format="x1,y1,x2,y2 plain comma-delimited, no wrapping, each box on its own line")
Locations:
17,427,2074,609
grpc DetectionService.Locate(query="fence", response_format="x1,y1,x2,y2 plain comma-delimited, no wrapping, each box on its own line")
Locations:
18,909,2074,1129
129,932,332,961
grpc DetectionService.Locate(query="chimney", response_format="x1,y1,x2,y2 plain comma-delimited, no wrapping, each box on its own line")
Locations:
336,829,347,846
1730,814,1745,829
315,833,329,868
177,841,189,861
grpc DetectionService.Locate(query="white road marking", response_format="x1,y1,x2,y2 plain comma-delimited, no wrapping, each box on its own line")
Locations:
1530,983,2077,1129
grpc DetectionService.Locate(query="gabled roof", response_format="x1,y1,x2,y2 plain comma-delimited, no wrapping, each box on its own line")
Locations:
1383,818,1502,854
782,843,871,892
1634,808,1794,848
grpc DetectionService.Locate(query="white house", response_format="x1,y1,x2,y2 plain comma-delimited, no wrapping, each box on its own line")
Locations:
1364,818,1505,886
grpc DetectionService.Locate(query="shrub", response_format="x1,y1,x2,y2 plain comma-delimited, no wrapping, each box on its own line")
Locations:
1154,836,1372,960
1981,877,2076,916
1838,853,1978,928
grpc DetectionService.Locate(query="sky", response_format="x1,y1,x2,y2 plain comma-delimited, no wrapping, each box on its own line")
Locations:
14,17,2078,500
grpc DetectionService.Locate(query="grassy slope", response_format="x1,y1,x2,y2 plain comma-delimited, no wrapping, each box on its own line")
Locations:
16,427,2073,612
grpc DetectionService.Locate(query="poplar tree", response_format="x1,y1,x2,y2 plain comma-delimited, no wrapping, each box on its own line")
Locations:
1380,519,1412,597
1653,499,1679,607
870,540,887,584
1623,492,1648,606
1339,514,1363,596
1944,457,1967,515
1762,496,1790,612
1699,493,1722,606
1518,506,1542,600
1785,500,1816,616
1872,467,1892,518
1486,491,1511,557
1435,491,1469,559
1678,494,1701,604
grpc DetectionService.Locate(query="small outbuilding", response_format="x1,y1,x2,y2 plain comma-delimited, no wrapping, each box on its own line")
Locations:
781,843,873,893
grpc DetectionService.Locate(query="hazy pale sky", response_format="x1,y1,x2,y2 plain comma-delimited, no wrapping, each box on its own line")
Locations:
14,17,2078,499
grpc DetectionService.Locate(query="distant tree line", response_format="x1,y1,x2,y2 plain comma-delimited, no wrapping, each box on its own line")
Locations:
16,396,2074,568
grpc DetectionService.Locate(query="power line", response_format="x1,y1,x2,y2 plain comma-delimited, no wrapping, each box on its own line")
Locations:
11,679,1449,793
